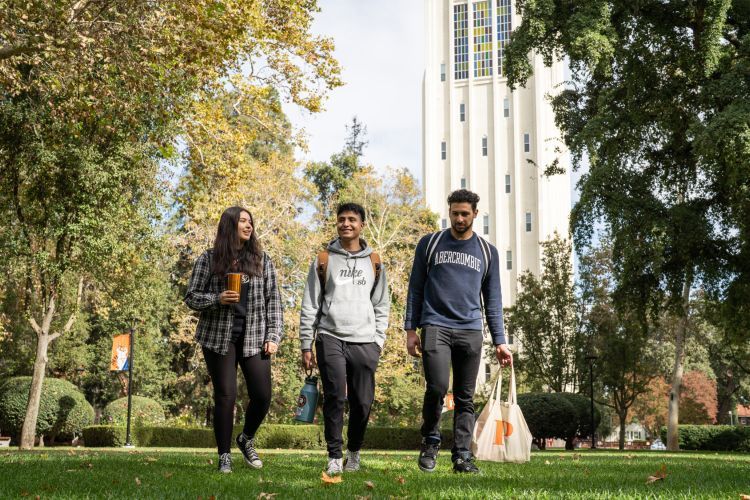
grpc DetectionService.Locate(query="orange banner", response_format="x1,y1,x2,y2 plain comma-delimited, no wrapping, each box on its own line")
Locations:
110,334,131,372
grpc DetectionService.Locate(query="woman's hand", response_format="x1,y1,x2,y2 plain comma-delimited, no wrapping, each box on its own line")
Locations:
219,291,240,305
264,342,278,355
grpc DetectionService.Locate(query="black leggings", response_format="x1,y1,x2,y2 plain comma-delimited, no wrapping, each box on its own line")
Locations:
202,343,272,455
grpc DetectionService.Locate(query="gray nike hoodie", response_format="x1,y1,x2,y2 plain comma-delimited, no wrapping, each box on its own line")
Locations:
299,238,390,350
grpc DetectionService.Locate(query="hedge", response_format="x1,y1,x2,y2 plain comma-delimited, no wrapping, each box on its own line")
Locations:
83,424,454,449
517,393,578,442
557,392,601,439
0,376,94,441
659,425,750,451
102,396,165,426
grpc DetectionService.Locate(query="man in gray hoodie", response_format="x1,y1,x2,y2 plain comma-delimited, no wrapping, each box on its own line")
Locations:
300,202,390,475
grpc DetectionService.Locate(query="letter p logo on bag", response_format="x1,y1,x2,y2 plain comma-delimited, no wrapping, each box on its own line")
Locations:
493,420,513,445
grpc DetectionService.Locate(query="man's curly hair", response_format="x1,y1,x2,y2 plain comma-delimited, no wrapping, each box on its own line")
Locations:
447,189,480,211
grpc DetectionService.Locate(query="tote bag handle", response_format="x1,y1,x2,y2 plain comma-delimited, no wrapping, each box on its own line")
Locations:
493,364,518,405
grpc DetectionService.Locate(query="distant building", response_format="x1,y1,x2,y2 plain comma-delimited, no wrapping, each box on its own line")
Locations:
423,0,572,387
737,405,750,426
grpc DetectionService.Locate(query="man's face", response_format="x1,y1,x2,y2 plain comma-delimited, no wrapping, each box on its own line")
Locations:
336,210,364,241
449,202,477,235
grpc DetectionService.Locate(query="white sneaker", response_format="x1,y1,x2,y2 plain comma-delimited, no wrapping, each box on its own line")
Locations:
326,457,343,475
343,450,360,472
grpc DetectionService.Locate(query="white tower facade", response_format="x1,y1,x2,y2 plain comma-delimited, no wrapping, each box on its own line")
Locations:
422,0,571,385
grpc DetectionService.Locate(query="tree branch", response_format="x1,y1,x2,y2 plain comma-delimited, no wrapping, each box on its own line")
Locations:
0,44,39,60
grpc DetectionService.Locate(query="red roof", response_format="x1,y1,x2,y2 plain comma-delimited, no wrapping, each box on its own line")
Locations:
737,405,750,418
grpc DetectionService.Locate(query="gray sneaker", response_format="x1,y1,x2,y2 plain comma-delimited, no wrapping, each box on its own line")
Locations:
218,453,232,473
236,433,263,468
326,457,343,475
343,450,360,472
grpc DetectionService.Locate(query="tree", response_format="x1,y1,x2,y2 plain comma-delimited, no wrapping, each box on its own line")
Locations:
506,0,750,451
304,116,368,207
173,82,326,423
578,243,661,450
506,233,582,392
1,0,342,449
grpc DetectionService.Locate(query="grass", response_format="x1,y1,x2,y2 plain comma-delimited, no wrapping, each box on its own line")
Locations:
0,448,749,499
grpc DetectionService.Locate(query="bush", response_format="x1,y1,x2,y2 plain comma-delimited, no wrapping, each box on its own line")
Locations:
659,425,750,451
557,393,601,440
102,396,165,426
82,424,450,449
517,392,577,446
0,376,94,441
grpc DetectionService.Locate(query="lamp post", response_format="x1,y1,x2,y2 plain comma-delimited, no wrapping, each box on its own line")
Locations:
585,354,598,449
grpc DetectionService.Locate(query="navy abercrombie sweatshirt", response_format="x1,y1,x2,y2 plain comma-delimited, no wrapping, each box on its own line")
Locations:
404,231,506,345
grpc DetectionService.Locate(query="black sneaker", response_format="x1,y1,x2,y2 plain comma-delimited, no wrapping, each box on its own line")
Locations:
236,433,263,468
218,452,232,473
418,439,440,472
453,456,480,474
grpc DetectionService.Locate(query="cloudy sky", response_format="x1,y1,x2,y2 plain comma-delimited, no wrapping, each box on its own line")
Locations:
285,0,425,181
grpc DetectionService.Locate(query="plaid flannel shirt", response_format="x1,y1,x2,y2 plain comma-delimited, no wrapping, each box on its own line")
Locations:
184,250,284,357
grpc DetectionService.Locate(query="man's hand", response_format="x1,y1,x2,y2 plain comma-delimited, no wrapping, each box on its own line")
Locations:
301,350,316,370
406,329,422,357
495,344,512,367
264,342,278,355
219,290,240,305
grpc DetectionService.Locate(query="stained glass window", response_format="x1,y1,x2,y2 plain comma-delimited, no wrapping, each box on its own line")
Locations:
454,4,469,80
497,0,512,76
473,1,492,77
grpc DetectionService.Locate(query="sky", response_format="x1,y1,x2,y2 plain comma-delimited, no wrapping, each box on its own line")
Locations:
285,0,425,181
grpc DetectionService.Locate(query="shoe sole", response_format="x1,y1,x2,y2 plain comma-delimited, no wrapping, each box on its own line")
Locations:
418,464,437,473
241,456,263,469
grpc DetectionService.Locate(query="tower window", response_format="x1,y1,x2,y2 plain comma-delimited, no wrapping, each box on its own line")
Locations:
441,218,447,229
440,63,446,82
482,135,488,156
505,174,511,193
453,4,469,80
473,1,493,78
503,97,510,118
506,250,512,270
441,141,447,160
524,133,530,153
460,103,465,122
525,212,532,232
483,214,489,235
461,177,466,189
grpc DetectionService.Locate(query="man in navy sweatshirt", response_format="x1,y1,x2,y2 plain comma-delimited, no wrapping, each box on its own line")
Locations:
405,189,512,474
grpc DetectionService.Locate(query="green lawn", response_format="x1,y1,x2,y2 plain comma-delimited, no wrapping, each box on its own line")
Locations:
0,448,748,499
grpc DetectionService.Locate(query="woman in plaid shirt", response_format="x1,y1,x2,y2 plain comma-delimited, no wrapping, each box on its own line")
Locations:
185,206,283,473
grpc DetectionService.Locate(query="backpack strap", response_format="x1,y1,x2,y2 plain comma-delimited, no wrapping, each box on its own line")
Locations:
477,236,492,286
369,252,382,298
316,251,329,291
425,229,449,275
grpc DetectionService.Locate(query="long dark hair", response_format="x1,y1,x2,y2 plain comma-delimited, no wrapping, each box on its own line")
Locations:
212,206,263,277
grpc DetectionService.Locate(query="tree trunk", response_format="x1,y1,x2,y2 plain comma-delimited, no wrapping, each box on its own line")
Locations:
716,372,737,425
19,280,83,450
19,332,50,450
618,411,627,451
667,274,692,451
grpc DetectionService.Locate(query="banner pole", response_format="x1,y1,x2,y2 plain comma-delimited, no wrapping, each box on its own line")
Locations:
124,325,135,447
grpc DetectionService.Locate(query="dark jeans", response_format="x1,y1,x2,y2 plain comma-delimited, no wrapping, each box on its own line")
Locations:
420,325,483,461
202,343,272,455
316,333,381,459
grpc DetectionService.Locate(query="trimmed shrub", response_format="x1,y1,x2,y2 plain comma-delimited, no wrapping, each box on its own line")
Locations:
82,425,129,447
558,393,601,440
0,376,94,441
82,424,451,450
517,393,577,447
102,396,165,426
659,425,750,451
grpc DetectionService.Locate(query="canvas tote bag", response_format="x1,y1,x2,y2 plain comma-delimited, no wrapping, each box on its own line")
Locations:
471,364,532,462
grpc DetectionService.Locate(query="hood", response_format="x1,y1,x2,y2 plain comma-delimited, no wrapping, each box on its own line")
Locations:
326,238,373,258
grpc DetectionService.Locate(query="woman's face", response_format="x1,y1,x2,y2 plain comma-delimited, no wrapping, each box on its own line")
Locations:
237,211,253,242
